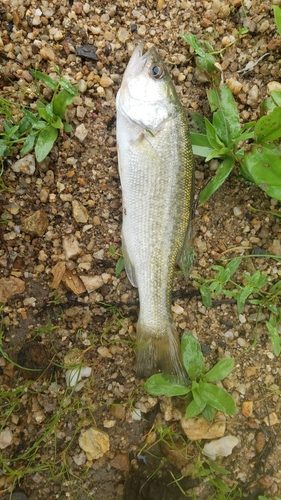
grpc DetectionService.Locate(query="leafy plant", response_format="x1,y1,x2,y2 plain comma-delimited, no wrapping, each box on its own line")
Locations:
192,255,281,357
181,32,281,203
144,331,236,420
109,245,125,277
273,4,281,37
0,66,77,163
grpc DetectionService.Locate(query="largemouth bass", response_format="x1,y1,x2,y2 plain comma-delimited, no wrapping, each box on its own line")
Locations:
116,44,194,381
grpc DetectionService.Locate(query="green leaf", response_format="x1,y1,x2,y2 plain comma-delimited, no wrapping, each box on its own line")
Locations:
17,115,33,135
203,358,235,382
22,107,39,125
198,381,236,415
144,373,189,396
270,90,281,107
204,118,224,149
0,140,9,157
7,125,20,139
266,318,281,357
254,107,281,143
59,77,78,96
240,144,281,201
53,89,77,118
63,122,73,133
115,256,124,277
20,134,36,156
199,156,235,205
179,34,217,74
273,5,281,37
190,132,213,158
200,283,212,308
35,125,58,162
30,69,58,90
185,397,206,419
202,404,217,421
181,331,205,379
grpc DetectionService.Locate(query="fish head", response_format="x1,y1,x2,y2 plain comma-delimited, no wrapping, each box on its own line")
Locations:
116,44,176,135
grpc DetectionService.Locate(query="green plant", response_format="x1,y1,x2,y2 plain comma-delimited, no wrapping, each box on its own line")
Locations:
273,5,281,36
0,65,77,163
181,31,281,203
138,424,242,499
192,255,281,356
109,245,125,277
144,331,236,420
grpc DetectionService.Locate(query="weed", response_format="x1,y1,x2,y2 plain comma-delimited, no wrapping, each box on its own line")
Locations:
109,245,125,277
192,254,281,356
144,331,236,420
0,65,77,164
181,22,281,204
139,424,242,499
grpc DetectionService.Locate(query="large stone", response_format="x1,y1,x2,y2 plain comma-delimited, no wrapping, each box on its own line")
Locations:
203,435,239,460
21,209,49,236
79,428,110,460
181,412,226,441
0,277,25,303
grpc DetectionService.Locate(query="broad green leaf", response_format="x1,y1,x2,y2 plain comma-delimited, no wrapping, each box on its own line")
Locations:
59,77,78,96
240,144,281,201
181,331,205,379
207,86,241,143
204,118,224,149
198,381,236,415
273,5,281,37
30,69,58,90
63,122,73,133
266,319,281,357
18,115,33,135
35,125,58,162
144,373,189,396
190,132,213,158
0,140,9,157
7,125,19,139
22,107,39,125
31,120,49,131
260,97,276,116
199,156,234,205
254,107,281,143
270,90,281,107
202,404,217,421
236,286,253,314
203,358,235,382
53,89,76,118
115,256,124,277
37,104,54,123
185,398,206,419
20,134,35,156
200,283,212,308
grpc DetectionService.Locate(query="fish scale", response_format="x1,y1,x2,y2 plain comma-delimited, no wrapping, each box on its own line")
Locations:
116,44,194,381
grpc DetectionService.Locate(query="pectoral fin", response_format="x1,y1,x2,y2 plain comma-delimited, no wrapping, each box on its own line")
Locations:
177,222,194,281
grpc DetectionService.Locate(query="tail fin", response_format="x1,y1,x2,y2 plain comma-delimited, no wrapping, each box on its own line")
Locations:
135,322,188,383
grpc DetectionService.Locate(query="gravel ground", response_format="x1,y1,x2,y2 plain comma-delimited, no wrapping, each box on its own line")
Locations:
0,0,281,499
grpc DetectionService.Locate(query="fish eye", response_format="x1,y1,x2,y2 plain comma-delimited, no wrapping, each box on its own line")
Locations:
151,64,164,79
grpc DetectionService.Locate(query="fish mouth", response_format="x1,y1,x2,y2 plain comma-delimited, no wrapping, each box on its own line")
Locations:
126,44,158,75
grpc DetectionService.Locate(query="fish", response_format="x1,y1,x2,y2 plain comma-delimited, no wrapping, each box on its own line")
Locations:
116,44,194,381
